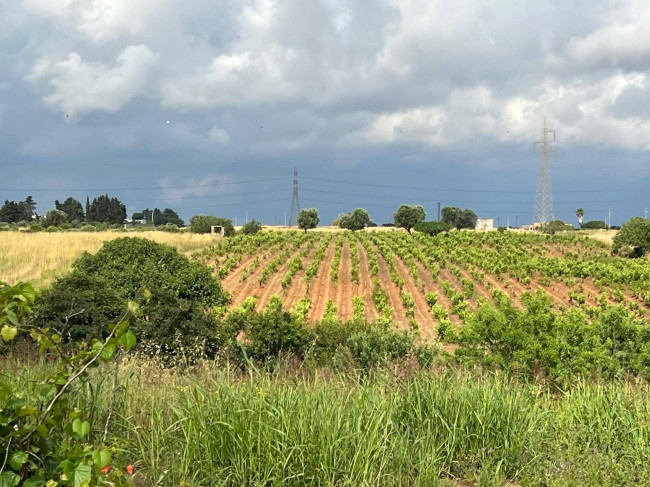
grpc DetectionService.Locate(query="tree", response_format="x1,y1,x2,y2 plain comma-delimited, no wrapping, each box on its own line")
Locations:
86,194,127,224
189,214,235,235
414,221,452,236
576,208,584,228
0,200,20,223
23,196,36,219
85,196,90,220
241,219,263,234
298,208,319,232
613,217,650,257
393,204,426,233
337,208,371,231
0,197,36,223
441,207,477,230
541,220,574,234
582,220,607,230
55,197,85,223
42,209,69,227
160,208,184,226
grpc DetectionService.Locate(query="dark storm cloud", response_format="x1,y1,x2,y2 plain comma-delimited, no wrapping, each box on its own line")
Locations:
1,0,649,225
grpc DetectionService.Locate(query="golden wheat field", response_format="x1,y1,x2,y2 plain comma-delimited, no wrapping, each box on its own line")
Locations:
0,231,217,287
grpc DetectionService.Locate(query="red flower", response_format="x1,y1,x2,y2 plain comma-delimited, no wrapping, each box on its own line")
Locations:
101,466,110,474
126,465,134,475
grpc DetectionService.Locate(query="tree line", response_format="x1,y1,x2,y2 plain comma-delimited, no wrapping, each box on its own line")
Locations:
0,195,183,229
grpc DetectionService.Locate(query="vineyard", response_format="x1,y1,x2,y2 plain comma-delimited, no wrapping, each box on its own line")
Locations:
194,230,650,337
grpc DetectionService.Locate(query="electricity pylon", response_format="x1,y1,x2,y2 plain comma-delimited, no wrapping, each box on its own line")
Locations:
533,117,557,225
289,167,300,227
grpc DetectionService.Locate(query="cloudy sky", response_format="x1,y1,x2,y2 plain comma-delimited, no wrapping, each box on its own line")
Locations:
1,0,649,226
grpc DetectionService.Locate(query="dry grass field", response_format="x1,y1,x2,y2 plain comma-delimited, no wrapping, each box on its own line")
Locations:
0,231,217,287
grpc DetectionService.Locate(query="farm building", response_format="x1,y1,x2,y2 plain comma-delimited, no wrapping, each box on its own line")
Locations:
475,218,495,231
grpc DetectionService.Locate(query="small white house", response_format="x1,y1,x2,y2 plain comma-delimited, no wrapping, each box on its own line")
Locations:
475,218,495,231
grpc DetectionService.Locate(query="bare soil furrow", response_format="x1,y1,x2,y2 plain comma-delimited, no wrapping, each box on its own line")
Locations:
256,242,313,311
308,240,337,322
370,243,410,329
413,261,461,326
356,242,379,321
389,253,436,333
336,237,355,321
226,246,287,305
282,242,321,310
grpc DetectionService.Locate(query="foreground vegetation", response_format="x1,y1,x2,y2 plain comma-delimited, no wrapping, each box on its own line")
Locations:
4,356,650,487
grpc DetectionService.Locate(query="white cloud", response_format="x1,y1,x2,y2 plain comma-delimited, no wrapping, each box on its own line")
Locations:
561,0,650,70
22,0,168,43
26,44,158,116
208,126,231,145
160,46,296,108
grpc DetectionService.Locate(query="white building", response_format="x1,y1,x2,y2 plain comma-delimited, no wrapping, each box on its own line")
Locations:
475,218,495,231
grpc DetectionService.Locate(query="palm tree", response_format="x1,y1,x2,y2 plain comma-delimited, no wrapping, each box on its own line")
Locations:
576,208,584,228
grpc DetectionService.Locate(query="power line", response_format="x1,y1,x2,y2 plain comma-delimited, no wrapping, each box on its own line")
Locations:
0,177,290,192
301,187,644,205
301,176,633,194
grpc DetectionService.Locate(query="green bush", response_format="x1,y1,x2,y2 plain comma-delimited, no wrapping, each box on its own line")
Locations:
449,291,650,383
221,303,430,371
240,219,262,235
189,214,235,235
414,221,453,236
34,238,229,357
28,223,42,232
79,224,96,232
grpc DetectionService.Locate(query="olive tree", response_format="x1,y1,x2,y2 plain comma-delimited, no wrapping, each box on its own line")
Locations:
297,208,319,232
393,204,426,233
338,208,371,231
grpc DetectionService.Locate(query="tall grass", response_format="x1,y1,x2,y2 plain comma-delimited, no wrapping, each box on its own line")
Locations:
4,356,650,486
0,231,216,286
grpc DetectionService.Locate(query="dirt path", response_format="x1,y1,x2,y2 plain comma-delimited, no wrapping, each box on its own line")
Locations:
389,253,437,333
226,246,288,305
256,242,313,311
356,242,379,321
279,242,320,310
413,260,461,327
308,239,337,322
336,237,355,321
455,266,497,306
370,243,410,328
222,244,279,289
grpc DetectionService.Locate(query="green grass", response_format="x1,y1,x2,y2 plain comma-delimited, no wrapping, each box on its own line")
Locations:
4,356,650,486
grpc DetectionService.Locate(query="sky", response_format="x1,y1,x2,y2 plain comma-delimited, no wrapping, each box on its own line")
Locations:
1,0,649,226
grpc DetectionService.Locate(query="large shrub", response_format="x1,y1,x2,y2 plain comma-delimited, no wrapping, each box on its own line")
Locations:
34,237,229,355
190,214,235,236
613,217,650,257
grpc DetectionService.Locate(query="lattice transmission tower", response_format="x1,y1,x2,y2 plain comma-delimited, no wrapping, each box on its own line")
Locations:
532,117,557,225
289,167,300,227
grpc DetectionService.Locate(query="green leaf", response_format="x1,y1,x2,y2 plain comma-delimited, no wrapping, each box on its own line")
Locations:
120,331,137,351
72,418,91,438
4,310,19,326
0,471,21,487
92,448,111,469
1,325,18,341
100,344,116,363
73,463,92,487
9,451,28,471
24,478,46,487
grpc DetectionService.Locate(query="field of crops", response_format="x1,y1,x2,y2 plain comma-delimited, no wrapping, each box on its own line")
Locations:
195,230,650,336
